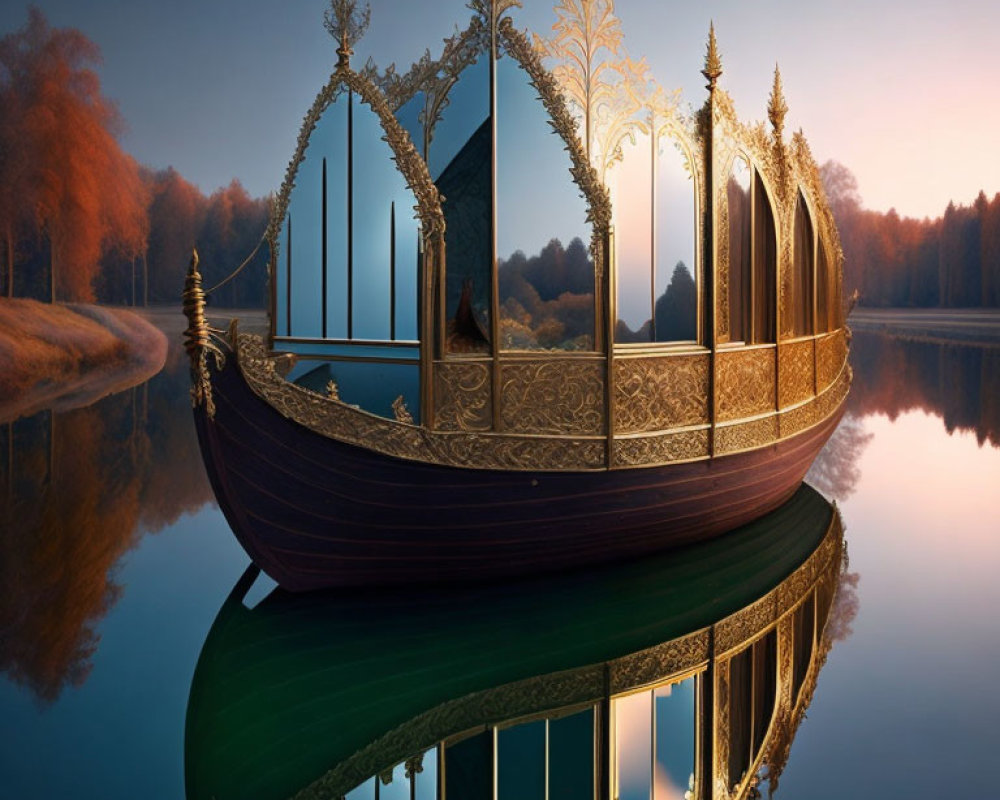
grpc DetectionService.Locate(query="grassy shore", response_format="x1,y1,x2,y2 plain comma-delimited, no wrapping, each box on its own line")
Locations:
0,299,168,422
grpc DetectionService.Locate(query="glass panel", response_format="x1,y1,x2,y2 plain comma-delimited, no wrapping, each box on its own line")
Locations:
314,94,350,339
792,594,816,704
653,677,696,800
353,96,419,341
654,137,697,343
276,214,290,335
497,53,594,350
445,731,492,800
615,690,652,800
614,134,653,343
726,155,752,343
292,361,420,421
549,708,595,800
727,647,752,788
344,776,376,800
414,746,439,800
396,92,426,160
435,56,491,353
288,96,347,338
750,630,777,757
379,762,410,800
498,720,545,800
816,235,831,333
792,192,815,337
751,173,776,344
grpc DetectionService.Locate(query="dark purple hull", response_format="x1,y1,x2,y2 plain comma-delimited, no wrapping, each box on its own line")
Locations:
195,358,844,590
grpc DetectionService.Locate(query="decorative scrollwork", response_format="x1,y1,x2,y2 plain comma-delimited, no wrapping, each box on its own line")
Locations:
609,630,711,694
778,340,814,409
500,360,604,435
716,348,776,421
614,355,709,433
434,361,491,431
613,429,709,467
715,415,778,455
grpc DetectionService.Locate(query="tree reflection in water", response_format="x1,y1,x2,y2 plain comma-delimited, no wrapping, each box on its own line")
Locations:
0,338,211,702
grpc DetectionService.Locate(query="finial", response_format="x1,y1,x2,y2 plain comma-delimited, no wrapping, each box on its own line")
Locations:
702,22,722,90
324,1,371,69
768,63,788,139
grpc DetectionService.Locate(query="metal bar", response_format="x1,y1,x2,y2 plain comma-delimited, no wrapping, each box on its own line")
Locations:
286,214,292,336
348,89,354,340
650,124,657,343
322,156,328,339
489,9,501,432
391,201,397,341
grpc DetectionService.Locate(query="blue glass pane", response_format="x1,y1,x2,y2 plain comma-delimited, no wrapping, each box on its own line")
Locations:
549,708,595,800
496,53,593,350
414,746,438,800
292,361,420,421
379,762,410,800
344,776,375,800
396,92,426,159
315,95,349,338
498,720,545,800
653,677,696,800
445,731,491,800
276,215,289,335
430,56,489,181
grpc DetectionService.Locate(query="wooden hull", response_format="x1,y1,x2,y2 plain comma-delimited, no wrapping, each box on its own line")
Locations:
195,356,845,590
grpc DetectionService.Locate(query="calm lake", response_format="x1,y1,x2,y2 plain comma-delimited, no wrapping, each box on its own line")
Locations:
1,310,998,799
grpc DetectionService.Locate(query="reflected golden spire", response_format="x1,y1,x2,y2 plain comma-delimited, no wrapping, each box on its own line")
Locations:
769,63,788,139
702,22,722,90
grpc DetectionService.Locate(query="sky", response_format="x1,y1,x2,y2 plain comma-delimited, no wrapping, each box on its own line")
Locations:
2,0,998,221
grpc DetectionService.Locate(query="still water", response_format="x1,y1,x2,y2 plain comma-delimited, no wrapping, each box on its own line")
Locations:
1,313,998,799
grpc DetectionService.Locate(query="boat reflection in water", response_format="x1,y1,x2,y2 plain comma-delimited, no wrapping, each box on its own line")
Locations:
185,486,848,800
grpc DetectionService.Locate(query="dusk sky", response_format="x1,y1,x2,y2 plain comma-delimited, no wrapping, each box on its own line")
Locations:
2,0,996,221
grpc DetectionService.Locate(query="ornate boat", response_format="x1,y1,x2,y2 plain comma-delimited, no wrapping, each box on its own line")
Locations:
185,485,849,800
184,1,851,590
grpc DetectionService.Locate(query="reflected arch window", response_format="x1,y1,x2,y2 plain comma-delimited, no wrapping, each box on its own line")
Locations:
726,629,778,791
790,191,816,338
724,155,777,345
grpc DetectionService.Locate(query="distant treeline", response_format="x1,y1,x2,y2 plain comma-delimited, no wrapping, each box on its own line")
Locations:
0,10,269,308
822,162,1000,308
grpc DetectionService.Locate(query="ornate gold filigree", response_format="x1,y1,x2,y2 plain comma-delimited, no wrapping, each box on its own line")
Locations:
612,429,710,466
433,361,491,431
777,340,814,409
816,329,846,391
610,630,711,694
716,348,776,421
499,360,604,435
614,355,709,433
267,52,445,288
715,594,777,657
326,380,340,400
182,250,227,419
241,334,607,470
715,415,778,455
392,395,414,424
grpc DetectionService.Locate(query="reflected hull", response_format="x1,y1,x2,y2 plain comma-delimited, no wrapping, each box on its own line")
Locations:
195,354,845,590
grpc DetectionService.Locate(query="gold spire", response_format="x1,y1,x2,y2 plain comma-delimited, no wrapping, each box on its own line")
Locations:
768,63,788,138
702,22,722,90
337,28,352,69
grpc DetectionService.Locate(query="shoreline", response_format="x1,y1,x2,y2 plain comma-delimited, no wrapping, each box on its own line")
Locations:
849,308,1000,346
0,300,168,423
